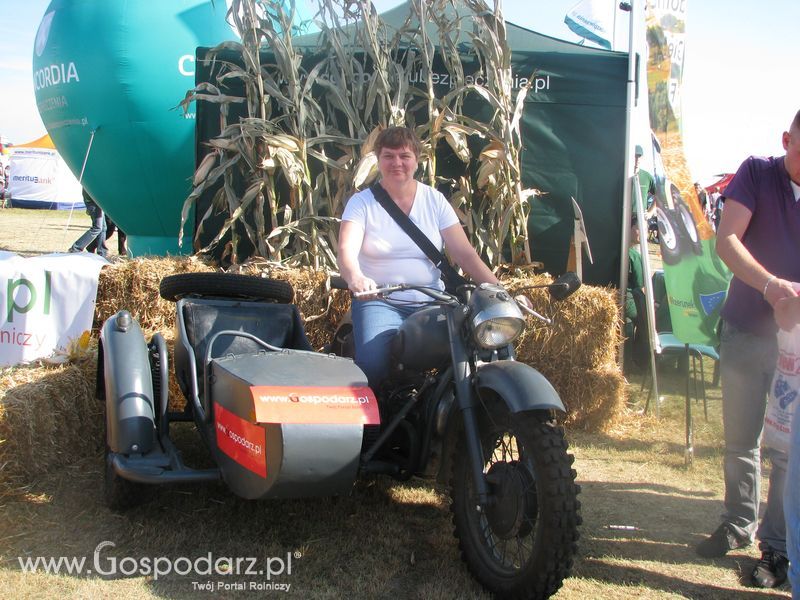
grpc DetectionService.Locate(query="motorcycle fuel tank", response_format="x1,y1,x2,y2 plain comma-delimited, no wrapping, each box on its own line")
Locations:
209,351,378,500
391,305,451,371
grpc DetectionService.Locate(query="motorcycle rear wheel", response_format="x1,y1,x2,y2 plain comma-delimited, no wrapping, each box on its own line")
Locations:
451,403,580,599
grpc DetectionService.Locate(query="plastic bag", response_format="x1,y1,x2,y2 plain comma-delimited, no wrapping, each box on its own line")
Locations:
764,324,800,453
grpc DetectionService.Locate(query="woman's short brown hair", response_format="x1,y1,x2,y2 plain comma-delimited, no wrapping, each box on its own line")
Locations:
373,126,422,158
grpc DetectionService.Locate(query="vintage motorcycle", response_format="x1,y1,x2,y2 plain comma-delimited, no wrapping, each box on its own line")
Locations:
100,271,581,599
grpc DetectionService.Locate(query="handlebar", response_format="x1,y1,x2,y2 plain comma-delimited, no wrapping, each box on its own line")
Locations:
352,283,455,303
328,272,581,325
329,274,457,303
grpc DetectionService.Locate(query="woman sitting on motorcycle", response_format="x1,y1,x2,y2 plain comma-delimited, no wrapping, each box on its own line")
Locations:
337,126,500,387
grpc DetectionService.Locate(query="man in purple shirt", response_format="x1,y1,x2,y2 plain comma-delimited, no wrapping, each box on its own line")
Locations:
696,110,800,589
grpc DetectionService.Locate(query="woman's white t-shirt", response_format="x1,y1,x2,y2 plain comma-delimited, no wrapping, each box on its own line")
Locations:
341,182,460,303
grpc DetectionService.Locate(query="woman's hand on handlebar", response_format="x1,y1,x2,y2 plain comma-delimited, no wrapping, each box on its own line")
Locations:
348,274,378,298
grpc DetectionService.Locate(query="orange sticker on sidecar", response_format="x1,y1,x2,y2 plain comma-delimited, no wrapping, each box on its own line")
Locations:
215,404,267,478
251,385,380,425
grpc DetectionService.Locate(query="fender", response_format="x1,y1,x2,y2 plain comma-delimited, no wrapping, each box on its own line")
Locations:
474,360,565,413
435,361,565,484
101,311,156,454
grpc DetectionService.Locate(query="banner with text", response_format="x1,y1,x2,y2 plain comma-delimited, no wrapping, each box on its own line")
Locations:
645,0,731,346
0,251,107,366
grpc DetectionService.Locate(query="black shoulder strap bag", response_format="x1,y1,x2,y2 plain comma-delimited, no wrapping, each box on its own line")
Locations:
369,182,468,293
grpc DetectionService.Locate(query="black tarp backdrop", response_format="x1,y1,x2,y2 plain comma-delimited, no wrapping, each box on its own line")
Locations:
193,2,629,285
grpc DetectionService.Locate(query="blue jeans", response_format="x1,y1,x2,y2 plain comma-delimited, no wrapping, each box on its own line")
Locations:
785,369,800,597
350,299,420,388
70,201,107,256
719,321,785,555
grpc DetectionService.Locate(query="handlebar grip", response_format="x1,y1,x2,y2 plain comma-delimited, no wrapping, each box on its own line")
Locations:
329,275,349,290
424,288,455,302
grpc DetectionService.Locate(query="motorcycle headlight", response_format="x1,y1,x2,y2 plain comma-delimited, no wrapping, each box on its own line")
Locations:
469,285,525,349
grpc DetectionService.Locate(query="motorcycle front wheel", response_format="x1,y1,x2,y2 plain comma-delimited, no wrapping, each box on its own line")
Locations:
451,401,580,599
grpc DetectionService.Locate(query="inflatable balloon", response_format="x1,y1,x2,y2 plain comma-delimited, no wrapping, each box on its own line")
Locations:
32,1,292,255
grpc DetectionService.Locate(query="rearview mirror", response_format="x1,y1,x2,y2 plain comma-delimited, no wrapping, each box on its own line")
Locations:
548,272,581,300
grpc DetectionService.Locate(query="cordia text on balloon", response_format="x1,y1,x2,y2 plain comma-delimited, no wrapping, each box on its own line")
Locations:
33,62,80,92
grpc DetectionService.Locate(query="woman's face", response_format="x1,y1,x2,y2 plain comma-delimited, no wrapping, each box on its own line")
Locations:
377,144,418,184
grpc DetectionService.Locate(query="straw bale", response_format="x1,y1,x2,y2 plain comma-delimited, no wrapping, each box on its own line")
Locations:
94,259,625,429
503,275,621,371
501,274,625,431
232,260,351,350
0,356,101,493
532,363,626,431
94,256,215,334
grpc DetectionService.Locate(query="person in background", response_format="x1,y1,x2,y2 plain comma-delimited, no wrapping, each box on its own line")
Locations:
634,144,656,220
694,182,710,224
624,215,648,370
338,126,501,388
88,214,128,257
68,189,107,258
696,109,800,589
712,188,725,231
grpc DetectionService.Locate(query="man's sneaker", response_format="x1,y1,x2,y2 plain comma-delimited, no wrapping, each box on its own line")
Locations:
751,550,789,588
696,522,751,558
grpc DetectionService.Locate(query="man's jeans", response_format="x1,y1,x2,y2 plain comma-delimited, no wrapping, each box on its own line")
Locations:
720,321,785,555
69,201,107,256
785,348,800,597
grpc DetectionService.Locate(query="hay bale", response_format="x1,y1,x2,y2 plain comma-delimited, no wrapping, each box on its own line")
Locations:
502,274,625,431
233,262,351,350
530,364,626,431
95,258,351,350
0,357,101,493
94,256,214,333
503,275,621,371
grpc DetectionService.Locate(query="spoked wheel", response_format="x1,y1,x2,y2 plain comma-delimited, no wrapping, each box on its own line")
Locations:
451,402,580,599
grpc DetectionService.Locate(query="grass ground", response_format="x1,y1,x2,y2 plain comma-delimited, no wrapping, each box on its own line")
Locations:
0,207,124,257
0,208,790,598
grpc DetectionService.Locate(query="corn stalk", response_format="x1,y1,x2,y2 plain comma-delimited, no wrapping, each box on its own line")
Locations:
458,0,536,266
182,0,536,270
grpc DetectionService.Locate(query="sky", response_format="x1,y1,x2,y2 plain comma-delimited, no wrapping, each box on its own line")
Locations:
1,0,799,182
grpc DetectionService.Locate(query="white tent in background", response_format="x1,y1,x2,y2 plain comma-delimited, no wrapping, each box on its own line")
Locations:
8,135,84,210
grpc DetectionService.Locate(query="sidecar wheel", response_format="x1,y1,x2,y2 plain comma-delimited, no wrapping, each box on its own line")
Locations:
450,403,580,599
159,272,294,303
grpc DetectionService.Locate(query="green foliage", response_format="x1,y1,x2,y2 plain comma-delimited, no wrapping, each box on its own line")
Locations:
181,0,537,269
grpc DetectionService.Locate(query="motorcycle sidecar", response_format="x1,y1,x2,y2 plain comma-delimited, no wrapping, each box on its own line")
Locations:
100,274,379,509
